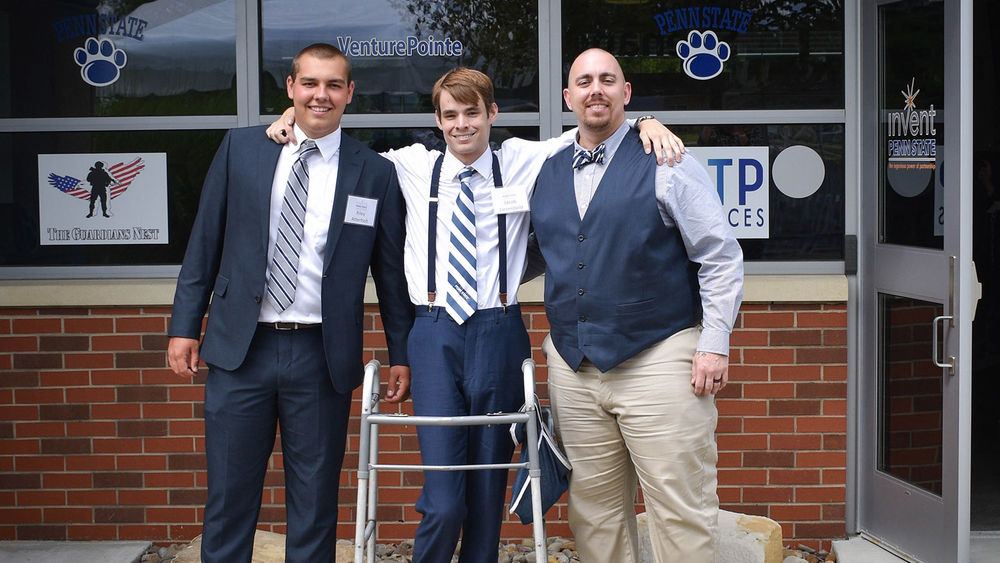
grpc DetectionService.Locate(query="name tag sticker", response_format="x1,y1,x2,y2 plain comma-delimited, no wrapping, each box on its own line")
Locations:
344,195,378,227
491,186,530,214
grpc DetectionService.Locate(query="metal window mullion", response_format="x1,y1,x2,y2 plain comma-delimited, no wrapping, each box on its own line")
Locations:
0,265,181,280
542,0,563,138
843,0,861,535
0,116,238,132
563,109,847,127
744,262,845,275
238,0,259,127
337,112,541,129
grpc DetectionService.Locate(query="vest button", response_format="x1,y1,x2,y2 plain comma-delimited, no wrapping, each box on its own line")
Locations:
578,288,585,295
579,315,587,322
577,262,584,269
254,295,261,303
578,234,585,242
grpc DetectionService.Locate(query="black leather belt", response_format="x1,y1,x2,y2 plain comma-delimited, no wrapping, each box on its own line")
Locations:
258,321,321,330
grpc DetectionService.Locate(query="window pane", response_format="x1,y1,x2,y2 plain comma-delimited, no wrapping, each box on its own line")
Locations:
673,123,845,261
877,1,944,249
561,0,844,110
1,1,236,118
878,294,943,496
0,126,537,267
0,130,225,266
260,0,539,114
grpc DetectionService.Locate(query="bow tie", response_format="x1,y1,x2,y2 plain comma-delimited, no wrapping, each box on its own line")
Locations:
572,143,606,169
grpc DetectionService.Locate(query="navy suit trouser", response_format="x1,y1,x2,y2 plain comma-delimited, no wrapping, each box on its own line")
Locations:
201,325,351,563
409,305,529,563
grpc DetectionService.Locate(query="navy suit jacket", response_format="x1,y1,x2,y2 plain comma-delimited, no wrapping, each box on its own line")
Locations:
168,125,412,393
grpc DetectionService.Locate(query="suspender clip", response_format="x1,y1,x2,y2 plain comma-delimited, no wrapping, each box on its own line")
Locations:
500,292,508,313
427,292,436,311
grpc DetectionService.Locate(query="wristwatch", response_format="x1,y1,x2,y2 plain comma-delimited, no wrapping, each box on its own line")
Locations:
635,114,656,125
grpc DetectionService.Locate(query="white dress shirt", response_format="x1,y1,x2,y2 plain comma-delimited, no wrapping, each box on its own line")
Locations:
572,121,744,356
382,130,577,309
259,124,341,323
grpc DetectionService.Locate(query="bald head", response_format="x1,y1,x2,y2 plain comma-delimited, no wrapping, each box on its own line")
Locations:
568,48,625,81
564,49,632,149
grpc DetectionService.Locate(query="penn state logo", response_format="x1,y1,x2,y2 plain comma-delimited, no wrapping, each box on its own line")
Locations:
74,37,128,87
676,30,730,80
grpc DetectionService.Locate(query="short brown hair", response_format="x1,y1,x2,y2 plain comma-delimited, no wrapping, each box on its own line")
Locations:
290,43,352,83
432,67,495,115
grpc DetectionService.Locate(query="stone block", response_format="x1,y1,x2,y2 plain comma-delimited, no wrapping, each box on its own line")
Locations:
637,510,783,563
172,530,287,563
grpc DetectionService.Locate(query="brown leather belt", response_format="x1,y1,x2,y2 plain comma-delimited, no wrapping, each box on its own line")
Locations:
258,321,321,331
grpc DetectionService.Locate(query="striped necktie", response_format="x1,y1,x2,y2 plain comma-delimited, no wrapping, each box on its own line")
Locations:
572,143,606,169
266,139,318,313
446,166,478,324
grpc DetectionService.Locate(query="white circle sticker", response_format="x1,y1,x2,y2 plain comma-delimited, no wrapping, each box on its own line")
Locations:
772,145,826,199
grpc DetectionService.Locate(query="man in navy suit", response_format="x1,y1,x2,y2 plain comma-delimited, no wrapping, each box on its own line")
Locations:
167,44,412,563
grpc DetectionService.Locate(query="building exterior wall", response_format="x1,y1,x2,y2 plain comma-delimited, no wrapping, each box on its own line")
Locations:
2,0,854,548
0,298,847,551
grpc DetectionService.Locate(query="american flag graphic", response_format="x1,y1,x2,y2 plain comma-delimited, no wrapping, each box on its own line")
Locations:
47,173,88,199
47,157,145,201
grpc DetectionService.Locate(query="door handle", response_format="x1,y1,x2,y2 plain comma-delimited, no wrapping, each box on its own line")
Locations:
932,315,955,373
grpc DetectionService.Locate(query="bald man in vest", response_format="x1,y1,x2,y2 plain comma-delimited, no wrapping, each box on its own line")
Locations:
529,48,743,563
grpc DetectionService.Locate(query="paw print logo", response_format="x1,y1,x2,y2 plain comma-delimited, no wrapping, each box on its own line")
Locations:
676,30,730,81
74,37,127,87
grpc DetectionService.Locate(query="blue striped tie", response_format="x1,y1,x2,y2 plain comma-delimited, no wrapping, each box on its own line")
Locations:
266,139,318,313
572,143,606,169
446,167,478,324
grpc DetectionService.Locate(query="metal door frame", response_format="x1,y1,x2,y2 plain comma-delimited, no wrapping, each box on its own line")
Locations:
856,0,973,560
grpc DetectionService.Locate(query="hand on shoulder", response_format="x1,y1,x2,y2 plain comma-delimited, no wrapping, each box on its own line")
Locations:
265,107,297,145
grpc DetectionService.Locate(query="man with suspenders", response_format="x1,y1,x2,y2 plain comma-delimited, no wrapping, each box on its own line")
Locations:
267,67,682,562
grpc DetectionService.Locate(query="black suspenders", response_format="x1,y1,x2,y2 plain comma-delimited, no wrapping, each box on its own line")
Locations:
427,153,508,311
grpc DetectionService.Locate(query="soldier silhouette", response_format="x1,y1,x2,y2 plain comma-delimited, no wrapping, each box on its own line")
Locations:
86,161,116,218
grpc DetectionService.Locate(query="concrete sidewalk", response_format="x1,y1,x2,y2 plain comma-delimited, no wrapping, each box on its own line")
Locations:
0,540,150,563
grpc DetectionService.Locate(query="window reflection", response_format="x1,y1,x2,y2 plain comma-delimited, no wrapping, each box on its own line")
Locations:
668,123,845,260
878,294,944,496
2,1,236,118
561,0,844,110
260,0,539,114
0,130,225,266
877,1,944,249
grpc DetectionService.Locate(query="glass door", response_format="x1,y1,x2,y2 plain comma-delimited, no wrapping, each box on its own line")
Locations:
858,0,974,561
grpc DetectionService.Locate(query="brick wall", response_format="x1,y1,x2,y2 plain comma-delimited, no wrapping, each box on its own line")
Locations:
0,302,847,551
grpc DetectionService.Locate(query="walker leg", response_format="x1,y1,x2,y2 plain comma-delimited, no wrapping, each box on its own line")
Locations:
354,475,369,563
527,421,547,558
367,406,379,563
355,360,380,563
521,359,548,558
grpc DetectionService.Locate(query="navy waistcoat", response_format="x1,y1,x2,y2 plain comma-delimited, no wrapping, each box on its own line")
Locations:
531,128,702,372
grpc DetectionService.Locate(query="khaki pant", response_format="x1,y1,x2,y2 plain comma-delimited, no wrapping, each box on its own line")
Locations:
543,328,718,563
